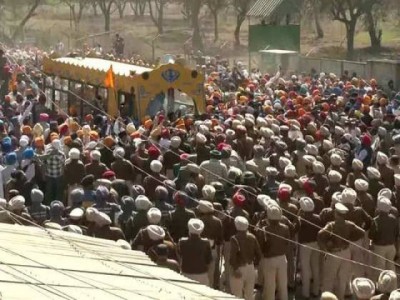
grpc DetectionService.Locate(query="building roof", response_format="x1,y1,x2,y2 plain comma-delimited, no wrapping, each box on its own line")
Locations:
247,0,301,20
0,224,238,300
55,57,153,76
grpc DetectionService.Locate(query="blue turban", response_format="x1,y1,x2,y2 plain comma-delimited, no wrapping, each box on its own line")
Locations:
5,152,17,165
23,147,35,159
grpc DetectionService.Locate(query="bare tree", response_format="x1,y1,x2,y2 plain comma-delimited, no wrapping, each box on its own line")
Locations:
61,0,90,30
191,0,204,51
116,0,128,18
10,0,42,40
129,0,147,16
324,0,375,59
233,0,251,47
97,0,116,32
206,0,226,41
148,0,168,34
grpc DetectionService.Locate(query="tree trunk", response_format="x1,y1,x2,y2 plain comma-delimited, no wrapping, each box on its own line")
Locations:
213,10,218,42
92,2,98,16
313,2,323,38
346,20,356,60
191,0,203,52
234,16,245,47
104,10,111,31
365,11,381,50
12,0,41,40
139,0,146,16
117,2,126,18
158,1,164,34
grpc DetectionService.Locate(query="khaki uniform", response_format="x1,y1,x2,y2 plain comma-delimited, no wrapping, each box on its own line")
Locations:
368,213,398,280
281,202,299,289
199,213,223,288
298,213,322,298
229,232,262,300
318,220,365,300
178,235,212,286
166,207,196,242
356,192,376,218
258,221,290,300
345,206,372,278
222,207,249,291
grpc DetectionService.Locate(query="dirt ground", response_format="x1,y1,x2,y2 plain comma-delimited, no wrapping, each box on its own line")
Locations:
19,3,400,66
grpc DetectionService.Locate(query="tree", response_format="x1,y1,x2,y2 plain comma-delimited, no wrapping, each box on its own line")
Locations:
206,0,226,41
61,0,90,30
362,0,389,50
191,0,204,52
304,0,325,38
324,0,375,59
148,0,168,34
129,0,147,16
3,0,42,41
97,0,116,32
116,0,128,18
233,0,251,47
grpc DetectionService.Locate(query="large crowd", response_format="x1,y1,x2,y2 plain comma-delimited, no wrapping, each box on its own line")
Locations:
1,45,400,300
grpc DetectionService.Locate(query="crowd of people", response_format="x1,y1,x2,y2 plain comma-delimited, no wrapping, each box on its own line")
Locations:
1,45,400,300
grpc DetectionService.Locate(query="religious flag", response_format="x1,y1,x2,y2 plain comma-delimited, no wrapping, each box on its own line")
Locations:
104,65,115,89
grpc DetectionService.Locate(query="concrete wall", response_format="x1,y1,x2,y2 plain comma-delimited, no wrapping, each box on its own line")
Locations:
257,51,400,90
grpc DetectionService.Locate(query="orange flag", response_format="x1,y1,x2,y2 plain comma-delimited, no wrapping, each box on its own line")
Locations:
104,65,115,89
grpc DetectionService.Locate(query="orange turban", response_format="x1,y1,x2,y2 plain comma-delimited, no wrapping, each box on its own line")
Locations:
21,125,32,135
76,129,83,138
64,136,72,146
69,121,79,132
144,119,153,129
35,137,44,148
104,136,115,148
89,131,99,141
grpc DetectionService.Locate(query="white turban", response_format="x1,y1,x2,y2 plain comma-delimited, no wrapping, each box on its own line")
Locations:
196,133,207,144
9,195,25,211
147,225,165,241
113,147,125,158
90,150,101,161
352,278,375,300
312,161,325,174
284,165,297,178
299,197,315,212
330,153,343,166
202,185,216,201
354,179,368,192
197,200,214,214
188,218,204,235
170,136,182,148
305,144,318,156
322,139,333,150
328,170,342,183
352,159,364,171
279,157,291,169
378,270,397,293
377,197,392,213
267,205,282,220
377,151,389,165
234,216,249,231
147,207,162,224
69,148,80,160
395,174,400,186
94,212,112,227
341,188,357,205
150,160,163,173
135,195,152,211
367,167,381,179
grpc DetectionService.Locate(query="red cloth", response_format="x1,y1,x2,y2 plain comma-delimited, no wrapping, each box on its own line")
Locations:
102,170,116,179
278,187,291,202
232,191,246,207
